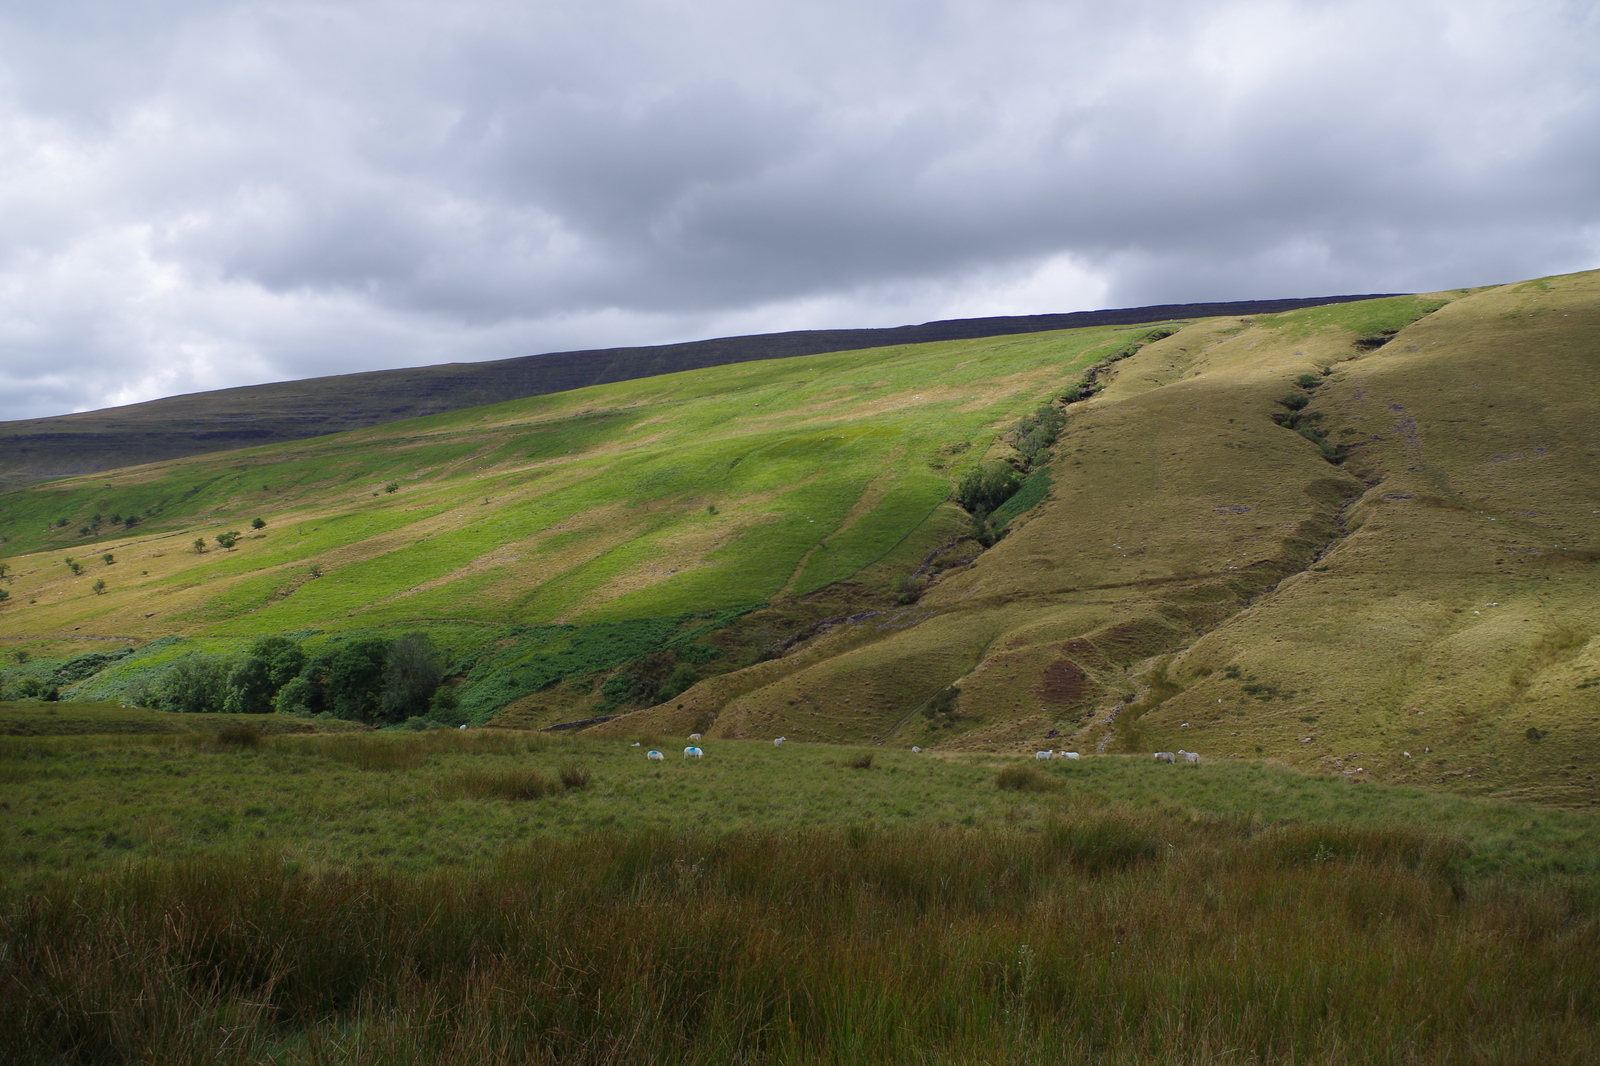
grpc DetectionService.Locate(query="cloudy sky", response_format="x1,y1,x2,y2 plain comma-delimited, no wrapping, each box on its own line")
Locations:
0,0,1595,421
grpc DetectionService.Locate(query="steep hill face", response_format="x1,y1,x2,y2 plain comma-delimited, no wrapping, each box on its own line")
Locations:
604,275,1600,806
0,295,1390,486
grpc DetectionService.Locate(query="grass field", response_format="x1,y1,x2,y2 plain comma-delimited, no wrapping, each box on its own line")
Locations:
3,729,1598,1063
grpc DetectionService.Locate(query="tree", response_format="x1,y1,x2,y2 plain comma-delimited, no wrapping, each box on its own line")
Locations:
248,636,306,689
0,588,9,605
193,538,206,554
275,674,320,717
251,517,267,530
327,639,391,721
223,656,276,714
215,531,240,550
155,656,230,714
91,579,106,595
378,633,443,723
0,563,9,579
384,481,399,494
66,560,84,576
102,553,114,565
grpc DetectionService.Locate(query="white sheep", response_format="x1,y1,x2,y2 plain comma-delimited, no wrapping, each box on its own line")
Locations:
647,750,665,761
684,745,704,759
1153,751,1176,763
1035,750,1053,761
773,737,786,747
688,733,702,741
911,746,922,753
1183,751,1200,764
1056,751,1081,761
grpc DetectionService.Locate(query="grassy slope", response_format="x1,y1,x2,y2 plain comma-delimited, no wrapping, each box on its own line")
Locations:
0,326,1126,642
605,276,1600,806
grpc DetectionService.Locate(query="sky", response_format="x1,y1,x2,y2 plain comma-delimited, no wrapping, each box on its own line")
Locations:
0,0,1596,422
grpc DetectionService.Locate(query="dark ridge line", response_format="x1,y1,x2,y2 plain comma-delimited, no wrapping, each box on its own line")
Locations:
0,292,1400,485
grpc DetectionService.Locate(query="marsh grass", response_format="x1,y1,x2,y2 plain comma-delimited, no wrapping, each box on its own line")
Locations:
995,763,1055,791
445,766,563,801
2,816,1596,1065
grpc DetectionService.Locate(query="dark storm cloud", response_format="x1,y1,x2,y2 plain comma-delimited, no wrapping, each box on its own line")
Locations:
0,0,1595,419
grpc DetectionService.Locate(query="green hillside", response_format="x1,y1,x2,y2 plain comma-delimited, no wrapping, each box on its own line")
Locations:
0,321,1147,725
1,273,1596,806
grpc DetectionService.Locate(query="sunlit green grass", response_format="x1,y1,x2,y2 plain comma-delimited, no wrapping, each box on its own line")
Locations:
0,325,1125,639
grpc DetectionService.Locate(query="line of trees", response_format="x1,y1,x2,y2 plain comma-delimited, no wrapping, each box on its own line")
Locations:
149,633,462,727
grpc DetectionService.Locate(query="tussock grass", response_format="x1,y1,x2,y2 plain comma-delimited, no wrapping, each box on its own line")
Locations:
2,818,1595,1064
445,766,563,801
995,763,1056,791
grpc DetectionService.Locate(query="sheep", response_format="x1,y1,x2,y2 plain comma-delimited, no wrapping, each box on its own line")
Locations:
1181,750,1200,764
911,746,922,753
1035,750,1053,761
773,737,786,747
1056,751,1081,761
1153,751,1176,763
688,733,702,741
647,750,665,761
684,745,704,759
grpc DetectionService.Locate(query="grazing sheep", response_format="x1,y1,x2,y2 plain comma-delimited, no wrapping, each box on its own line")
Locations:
688,733,702,741
1036,750,1053,761
911,746,922,753
647,750,665,761
773,737,786,747
684,746,704,759
1057,751,1081,761
1153,751,1176,763
1183,751,1200,764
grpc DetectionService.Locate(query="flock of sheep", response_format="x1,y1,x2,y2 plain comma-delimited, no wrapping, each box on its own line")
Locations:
636,736,1199,765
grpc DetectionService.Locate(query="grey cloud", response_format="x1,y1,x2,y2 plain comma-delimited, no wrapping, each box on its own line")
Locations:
0,0,1595,420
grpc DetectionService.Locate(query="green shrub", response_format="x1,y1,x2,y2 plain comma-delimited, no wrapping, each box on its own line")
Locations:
1278,392,1310,411
956,461,1023,516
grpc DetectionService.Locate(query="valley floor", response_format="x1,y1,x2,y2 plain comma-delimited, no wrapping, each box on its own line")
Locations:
3,726,1598,1063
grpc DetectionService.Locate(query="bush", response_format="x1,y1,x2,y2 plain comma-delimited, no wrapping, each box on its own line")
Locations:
659,663,701,702
1278,392,1310,411
956,461,1023,516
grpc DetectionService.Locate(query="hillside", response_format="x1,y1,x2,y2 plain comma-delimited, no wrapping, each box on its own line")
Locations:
0,273,1594,805
0,295,1390,485
605,273,1600,806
